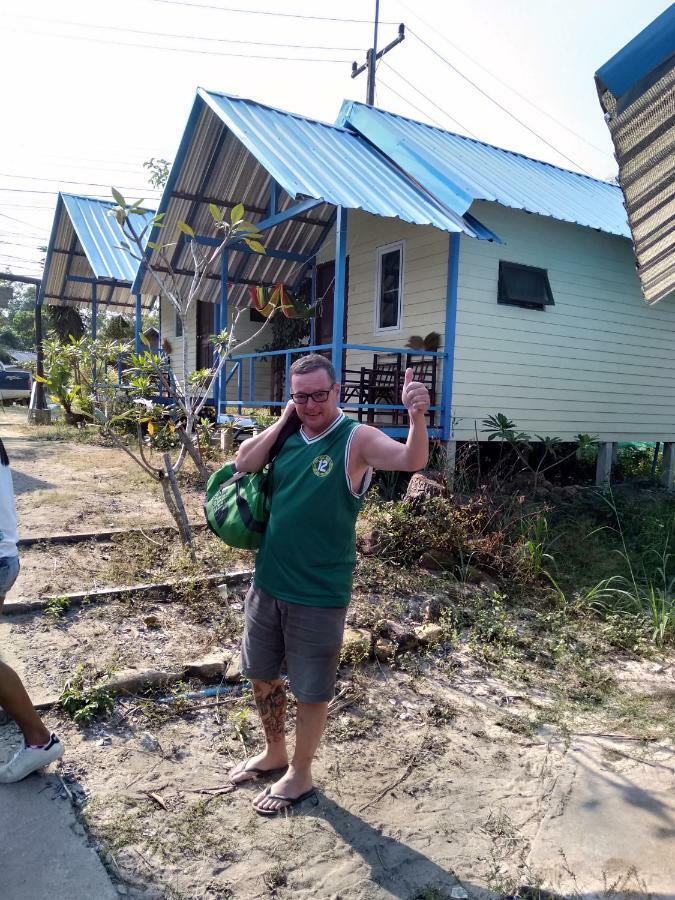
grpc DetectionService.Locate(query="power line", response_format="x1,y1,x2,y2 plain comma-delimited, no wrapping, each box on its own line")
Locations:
395,0,612,160
0,186,159,200
0,238,45,250
0,188,158,201
381,61,478,138
0,212,46,233
0,202,54,210
408,28,592,176
8,12,365,52
0,172,161,195
0,253,42,266
377,77,447,130
142,0,397,24
8,25,352,63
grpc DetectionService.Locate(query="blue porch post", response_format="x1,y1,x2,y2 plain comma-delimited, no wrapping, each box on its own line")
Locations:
309,259,317,345
217,249,229,416
441,233,460,442
332,206,348,387
91,281,98,384
91,282,97,340
211,300,220,412
134,292,142,354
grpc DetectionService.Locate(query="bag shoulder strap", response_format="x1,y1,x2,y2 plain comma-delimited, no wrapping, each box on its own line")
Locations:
267,410,302,464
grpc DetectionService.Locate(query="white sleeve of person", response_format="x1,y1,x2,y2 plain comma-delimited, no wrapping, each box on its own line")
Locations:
0,462,18,555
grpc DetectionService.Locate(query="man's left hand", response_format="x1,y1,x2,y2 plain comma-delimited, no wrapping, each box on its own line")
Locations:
402,367,430,417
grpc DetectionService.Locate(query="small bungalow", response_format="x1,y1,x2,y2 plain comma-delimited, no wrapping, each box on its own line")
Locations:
128,89,675,484
38,193,156,353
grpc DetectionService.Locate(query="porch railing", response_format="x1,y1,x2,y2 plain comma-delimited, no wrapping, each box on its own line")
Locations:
218,343,448,439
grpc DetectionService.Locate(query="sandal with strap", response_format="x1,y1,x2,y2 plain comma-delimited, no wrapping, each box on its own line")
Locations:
229,759,288,786
254,785,317,816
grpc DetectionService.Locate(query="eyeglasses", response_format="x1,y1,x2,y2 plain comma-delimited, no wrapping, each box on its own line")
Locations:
290,384,335,404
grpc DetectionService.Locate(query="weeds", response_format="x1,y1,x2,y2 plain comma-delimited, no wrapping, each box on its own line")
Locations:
44,595,70,620
59,663,115,725
581,490,675,645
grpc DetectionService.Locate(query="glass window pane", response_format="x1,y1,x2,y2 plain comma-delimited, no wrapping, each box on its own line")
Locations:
379,249,400,328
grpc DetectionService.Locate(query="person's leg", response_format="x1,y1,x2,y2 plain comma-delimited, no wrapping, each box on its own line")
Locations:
248,678,289,765
0,570,50,745
229,585,289,785
254,603,346,813
253,700,327,812
0,572,64,782
0,660,50,746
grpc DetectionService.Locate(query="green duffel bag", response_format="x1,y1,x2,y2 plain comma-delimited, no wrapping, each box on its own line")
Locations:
204,464,270,550
204,411,301,550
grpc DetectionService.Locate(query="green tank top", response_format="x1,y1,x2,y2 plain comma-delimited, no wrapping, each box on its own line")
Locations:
255,412,368,608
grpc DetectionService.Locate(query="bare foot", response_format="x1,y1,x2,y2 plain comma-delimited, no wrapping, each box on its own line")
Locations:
229,750,288,785
253,764,314,813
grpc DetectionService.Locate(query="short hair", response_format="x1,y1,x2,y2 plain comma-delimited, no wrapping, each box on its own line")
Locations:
290,354,336,383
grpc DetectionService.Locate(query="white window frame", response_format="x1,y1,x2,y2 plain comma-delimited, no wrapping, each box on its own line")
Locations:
374,240,404,334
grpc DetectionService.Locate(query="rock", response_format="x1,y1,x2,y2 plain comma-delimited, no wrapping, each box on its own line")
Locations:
561,485,579,499
376,619,419,652
224,656,243,683
184,649,232,682
458,567,498,593
104,668,181,696
425,593,457,622
143,614,161,629
139,732,161,752
414,623,446,646
358,529,382,556
450,887,468,899
341,627,372,665
419,550,457,571
404,473,445,506
374,637,396,662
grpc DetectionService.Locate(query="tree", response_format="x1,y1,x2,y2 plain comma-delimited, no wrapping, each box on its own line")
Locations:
0,284,36,349
47,306,86,342
143,157,170,189
101,315,133,340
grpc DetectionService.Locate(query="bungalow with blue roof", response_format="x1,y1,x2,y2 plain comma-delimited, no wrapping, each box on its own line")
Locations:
39,193,156,353
133,89,675,482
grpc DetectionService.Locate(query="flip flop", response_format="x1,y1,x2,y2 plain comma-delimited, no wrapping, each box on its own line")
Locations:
229,759,288,786
253,785,317,817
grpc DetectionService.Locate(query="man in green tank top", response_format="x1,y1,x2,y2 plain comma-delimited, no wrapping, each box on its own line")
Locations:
230,354,430,815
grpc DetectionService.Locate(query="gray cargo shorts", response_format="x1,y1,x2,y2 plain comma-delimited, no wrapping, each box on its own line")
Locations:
240,582,347,703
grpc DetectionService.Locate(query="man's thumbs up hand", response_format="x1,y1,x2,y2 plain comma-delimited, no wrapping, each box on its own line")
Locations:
401,366,430,418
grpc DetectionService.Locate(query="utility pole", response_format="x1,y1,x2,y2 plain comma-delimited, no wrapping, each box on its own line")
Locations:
0,271,50,423
351,1,405,106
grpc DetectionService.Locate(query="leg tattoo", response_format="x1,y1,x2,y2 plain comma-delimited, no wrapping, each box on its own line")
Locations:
253,680,287,744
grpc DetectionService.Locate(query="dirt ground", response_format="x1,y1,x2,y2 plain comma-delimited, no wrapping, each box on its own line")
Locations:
1,406,207,540
1,408,674,900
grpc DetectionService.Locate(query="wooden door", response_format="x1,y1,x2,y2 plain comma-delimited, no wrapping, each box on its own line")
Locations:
196,300,215,370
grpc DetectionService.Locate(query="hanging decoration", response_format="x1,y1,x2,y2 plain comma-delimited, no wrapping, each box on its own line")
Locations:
248,283,313,319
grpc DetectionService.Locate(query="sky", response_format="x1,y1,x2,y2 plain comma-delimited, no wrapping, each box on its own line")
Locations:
0,0,671,280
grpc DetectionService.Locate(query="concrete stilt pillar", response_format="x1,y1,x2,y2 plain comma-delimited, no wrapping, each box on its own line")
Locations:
661,442,675,490
595,441,614,487
445,440,457,491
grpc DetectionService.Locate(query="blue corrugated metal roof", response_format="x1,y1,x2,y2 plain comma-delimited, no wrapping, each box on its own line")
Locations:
337,101,630,239
197,89,497,241
596,4,675,103
61,193,155,282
